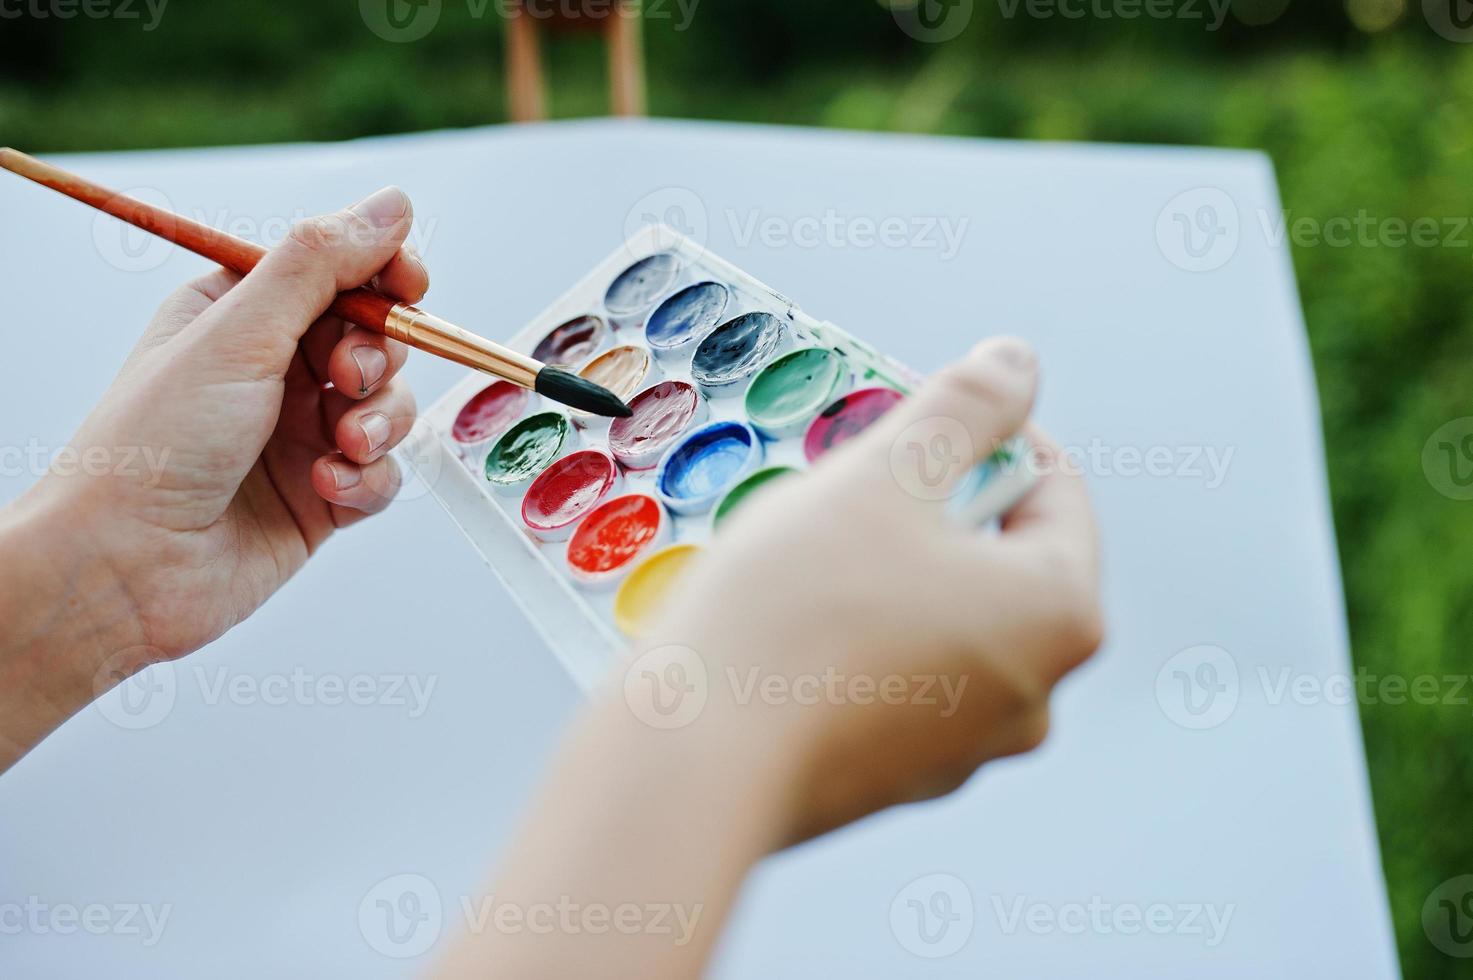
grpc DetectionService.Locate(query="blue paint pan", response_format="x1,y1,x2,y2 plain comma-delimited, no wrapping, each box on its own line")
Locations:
654,419,764,515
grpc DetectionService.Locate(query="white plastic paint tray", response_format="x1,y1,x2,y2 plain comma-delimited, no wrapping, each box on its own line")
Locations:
401,227,1035,690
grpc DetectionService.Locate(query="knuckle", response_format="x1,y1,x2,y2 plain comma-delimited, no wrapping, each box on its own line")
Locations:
398,395,420,426
1022,544,1104,667
370,456,403,499
1044,576,1104,660
389,382,418,419
288,215,346,254
342,210,384,249
1012,708,1052,755
921,766,975,803
1061,599,1106,664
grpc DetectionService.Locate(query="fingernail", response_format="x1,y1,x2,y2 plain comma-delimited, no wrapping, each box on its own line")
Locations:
360,412,392,454
351,346,388,394
989,338,1036,372
408,249,430,291
328,461,361,491
351,186,409,230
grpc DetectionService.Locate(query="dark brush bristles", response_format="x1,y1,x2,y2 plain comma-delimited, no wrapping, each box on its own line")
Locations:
535,366,633,418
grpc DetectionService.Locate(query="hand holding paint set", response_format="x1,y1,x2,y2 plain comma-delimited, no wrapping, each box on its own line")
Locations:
403,227,1036,688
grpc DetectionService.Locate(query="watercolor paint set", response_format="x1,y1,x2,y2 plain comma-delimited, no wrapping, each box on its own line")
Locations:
404,227,1036,688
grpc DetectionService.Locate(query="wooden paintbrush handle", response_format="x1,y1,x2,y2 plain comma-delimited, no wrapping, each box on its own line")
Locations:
0,148,638,413
0,146,397,334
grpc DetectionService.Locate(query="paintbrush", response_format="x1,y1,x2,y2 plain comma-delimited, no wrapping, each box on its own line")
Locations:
0,148,632,419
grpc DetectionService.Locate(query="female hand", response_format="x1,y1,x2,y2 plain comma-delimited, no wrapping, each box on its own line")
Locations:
631,335,1103,843
0,187,425,766
446,337,1102,980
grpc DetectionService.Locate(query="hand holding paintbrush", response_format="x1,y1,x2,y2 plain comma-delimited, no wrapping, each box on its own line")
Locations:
0,179,470,754
0,148,631,419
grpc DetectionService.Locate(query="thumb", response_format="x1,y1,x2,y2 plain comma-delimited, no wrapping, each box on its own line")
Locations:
185,186,415,374
850,336,1038,494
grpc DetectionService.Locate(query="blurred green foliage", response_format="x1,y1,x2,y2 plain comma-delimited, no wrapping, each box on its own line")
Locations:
3,1,1471,976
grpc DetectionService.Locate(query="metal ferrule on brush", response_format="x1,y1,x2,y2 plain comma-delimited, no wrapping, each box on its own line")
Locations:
385,304,541,389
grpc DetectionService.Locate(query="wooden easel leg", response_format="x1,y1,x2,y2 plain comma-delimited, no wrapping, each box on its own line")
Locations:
607,0,646,117
507,10,548,123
